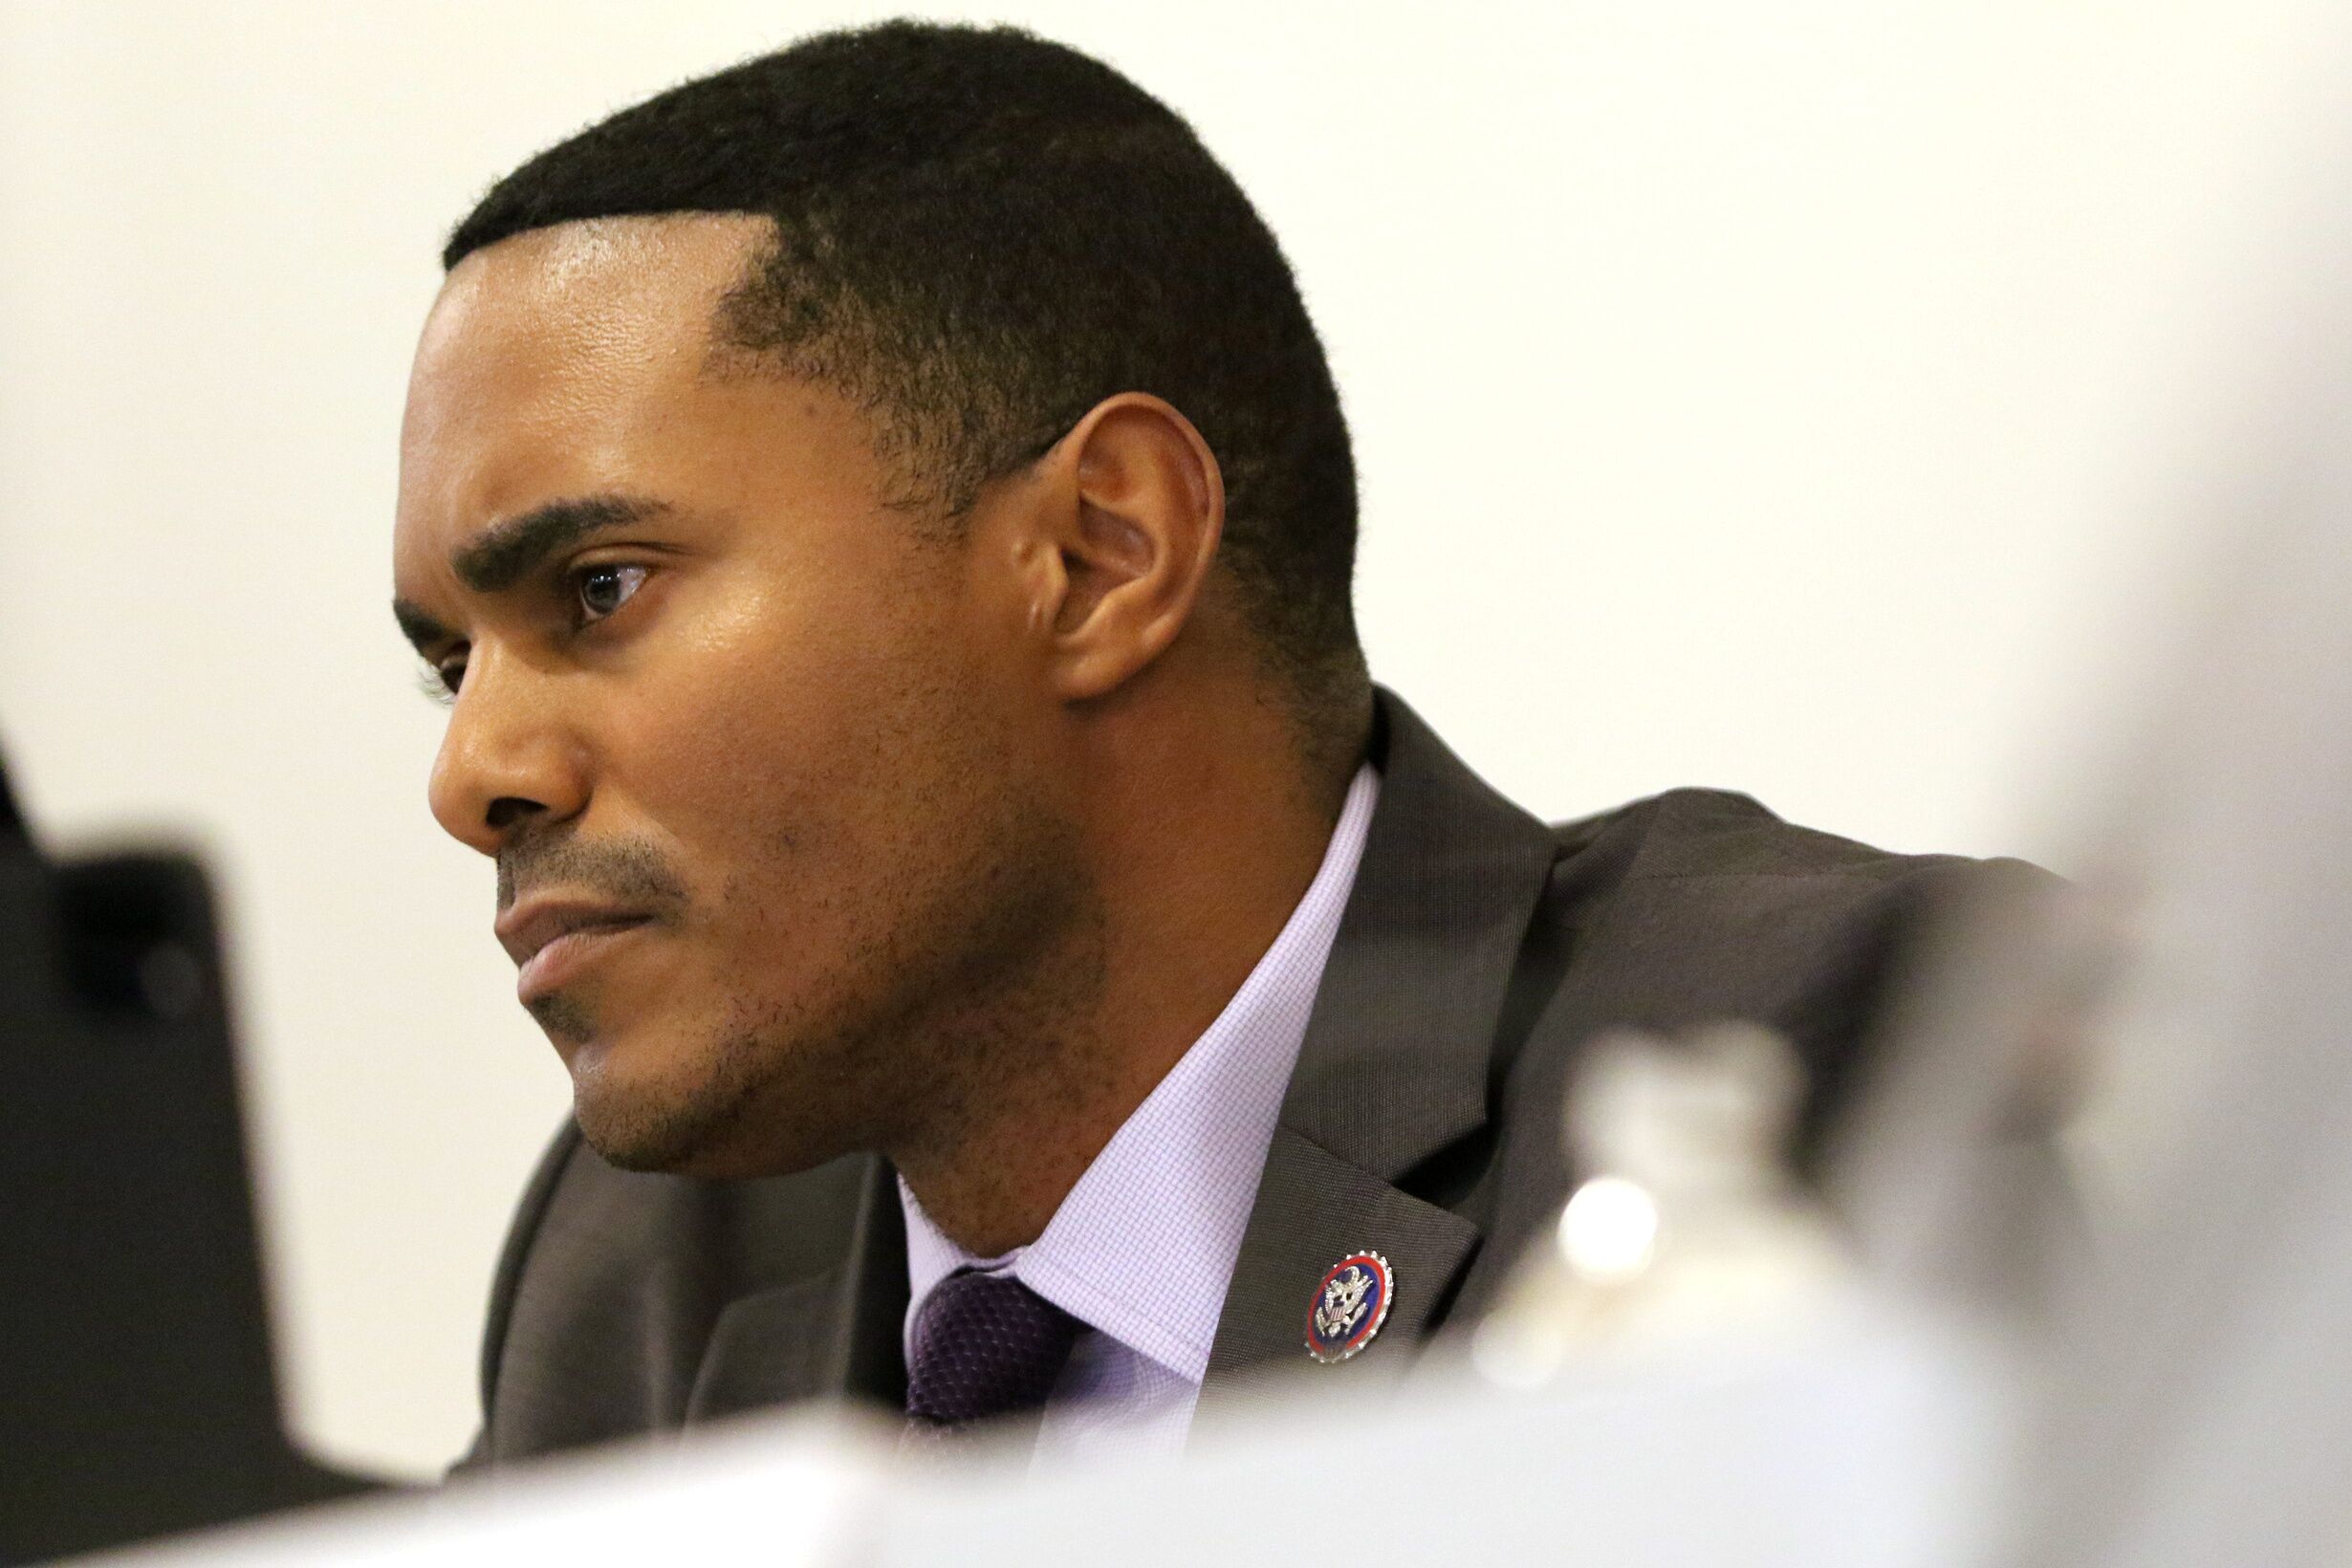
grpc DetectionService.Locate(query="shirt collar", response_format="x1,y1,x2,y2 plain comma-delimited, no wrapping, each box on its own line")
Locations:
900,762,1381,1383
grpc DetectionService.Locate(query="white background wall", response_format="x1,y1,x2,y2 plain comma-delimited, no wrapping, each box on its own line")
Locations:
2,1,2345,1478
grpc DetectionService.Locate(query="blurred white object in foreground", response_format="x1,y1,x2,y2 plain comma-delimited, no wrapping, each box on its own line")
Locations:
2003,365,2352,1568
1473,1023,1855,1385
877,1290,2014,1568
84,1407,893,1567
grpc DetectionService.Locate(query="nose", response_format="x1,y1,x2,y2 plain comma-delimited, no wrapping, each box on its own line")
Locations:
426,645,590,857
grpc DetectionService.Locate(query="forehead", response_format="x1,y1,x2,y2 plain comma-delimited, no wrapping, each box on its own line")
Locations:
393,214,774,575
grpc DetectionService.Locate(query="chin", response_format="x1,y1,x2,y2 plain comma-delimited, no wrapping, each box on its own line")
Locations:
560,1007,856,1179
562,1027,742,1173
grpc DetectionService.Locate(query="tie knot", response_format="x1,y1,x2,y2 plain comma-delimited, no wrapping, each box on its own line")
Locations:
904,1269,1083,1430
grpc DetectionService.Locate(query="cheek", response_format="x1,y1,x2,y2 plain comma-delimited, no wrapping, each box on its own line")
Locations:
608,576,988,914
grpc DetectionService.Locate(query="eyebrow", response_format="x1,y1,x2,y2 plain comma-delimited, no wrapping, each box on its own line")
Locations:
391,492,672,656
451,492,671,594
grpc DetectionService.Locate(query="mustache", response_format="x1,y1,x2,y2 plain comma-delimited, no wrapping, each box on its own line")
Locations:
496,831,690,917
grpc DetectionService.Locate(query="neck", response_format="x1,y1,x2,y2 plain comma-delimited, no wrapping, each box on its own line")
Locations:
887,674,1366,1257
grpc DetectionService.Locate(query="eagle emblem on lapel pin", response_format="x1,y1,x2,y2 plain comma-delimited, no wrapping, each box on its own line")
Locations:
1304,1251,1394,1364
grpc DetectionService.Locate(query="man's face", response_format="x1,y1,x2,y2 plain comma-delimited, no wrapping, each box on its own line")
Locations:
392,216,1084,1178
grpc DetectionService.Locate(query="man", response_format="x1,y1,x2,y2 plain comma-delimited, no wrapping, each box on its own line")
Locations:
391,21,2032,1467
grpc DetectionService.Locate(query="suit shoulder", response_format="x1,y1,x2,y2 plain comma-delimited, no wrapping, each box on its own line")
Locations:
1548,785,2047,895
1511,785,2056,1162
1524,784,2057,1103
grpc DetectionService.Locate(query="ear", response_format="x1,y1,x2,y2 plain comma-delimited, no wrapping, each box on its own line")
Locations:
1027,393,1225,702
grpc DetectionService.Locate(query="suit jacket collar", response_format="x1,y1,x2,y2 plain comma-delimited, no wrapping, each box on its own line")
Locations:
1205,688,1561,1383
1276,690,1561,1179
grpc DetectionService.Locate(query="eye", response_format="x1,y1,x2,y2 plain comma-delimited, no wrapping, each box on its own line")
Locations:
574,564,649,624
418,656,466,705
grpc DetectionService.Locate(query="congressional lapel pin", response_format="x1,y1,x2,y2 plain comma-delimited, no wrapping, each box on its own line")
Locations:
1304,1251,1393,1364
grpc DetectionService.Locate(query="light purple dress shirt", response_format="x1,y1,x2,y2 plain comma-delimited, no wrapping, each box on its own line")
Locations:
898,762,1380,1464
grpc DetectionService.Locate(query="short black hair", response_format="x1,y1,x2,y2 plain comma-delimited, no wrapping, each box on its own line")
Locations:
446,20,1366,749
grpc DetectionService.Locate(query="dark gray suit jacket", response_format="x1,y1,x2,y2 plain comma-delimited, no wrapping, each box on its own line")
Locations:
458,691,2035,1468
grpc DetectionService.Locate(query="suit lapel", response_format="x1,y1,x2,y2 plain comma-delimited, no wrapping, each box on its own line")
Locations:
686,1155,909,1421
1205,1127,1480,1379
1207,690,1559,1383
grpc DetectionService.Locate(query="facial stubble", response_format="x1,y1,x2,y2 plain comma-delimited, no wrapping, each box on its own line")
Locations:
562,740,1108,1182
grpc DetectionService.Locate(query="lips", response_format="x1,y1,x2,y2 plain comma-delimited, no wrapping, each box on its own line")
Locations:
495,898,655,1004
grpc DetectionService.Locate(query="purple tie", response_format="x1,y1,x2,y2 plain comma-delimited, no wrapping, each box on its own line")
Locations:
904,1269,1083,1432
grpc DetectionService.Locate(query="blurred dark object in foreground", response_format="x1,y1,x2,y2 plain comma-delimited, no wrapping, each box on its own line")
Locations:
0,762,371,1563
